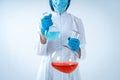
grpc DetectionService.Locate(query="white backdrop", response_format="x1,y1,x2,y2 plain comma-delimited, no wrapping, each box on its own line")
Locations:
0,0,120,80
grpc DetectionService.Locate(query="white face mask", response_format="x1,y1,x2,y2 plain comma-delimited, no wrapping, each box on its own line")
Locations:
52,0,68,14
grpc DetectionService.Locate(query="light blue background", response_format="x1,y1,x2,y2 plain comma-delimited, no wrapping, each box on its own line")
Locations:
0,0,120,80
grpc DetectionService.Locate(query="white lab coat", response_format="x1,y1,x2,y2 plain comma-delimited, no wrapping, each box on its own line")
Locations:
36,12,86,80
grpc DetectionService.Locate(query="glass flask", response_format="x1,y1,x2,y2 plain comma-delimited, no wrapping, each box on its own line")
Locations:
51,31,80,74
42,12,60,41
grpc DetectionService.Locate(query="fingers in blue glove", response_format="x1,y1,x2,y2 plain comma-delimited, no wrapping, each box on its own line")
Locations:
41,21,53,29
68,38,80,45
43,14,52,19
41,28,47,35
41,14,53,35
68,37,80,52
41,17,53,29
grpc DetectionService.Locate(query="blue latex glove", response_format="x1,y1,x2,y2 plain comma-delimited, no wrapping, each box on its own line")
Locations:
68,37,80,52
41,14,53,35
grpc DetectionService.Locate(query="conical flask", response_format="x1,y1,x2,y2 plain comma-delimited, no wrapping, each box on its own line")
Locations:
42,12,60,41
51,30,80,74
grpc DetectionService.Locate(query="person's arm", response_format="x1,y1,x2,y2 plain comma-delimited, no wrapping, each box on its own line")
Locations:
37,14,53,56
36,33,48,56
78,48,81,58
72,15,86,59
40,34,47,44
76,18,86,60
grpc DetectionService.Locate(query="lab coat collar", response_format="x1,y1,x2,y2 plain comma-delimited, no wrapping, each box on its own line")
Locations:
54,11,68,18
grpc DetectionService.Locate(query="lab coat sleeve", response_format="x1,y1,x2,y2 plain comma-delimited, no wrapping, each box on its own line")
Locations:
36,40,48,56
74,17,86,60
35,19,48,56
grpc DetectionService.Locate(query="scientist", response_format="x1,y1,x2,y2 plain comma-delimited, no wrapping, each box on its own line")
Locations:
36,0,86,80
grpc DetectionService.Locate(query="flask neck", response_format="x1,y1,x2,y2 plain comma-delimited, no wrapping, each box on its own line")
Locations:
71,31,80,39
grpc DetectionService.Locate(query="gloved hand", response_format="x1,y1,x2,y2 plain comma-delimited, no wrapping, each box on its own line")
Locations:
68,37,80,52
41,14,53,35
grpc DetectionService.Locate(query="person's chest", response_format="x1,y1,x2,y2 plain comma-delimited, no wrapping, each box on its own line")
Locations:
52,14,74,33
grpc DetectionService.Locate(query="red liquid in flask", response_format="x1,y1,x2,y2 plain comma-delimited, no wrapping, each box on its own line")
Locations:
52,62,78,74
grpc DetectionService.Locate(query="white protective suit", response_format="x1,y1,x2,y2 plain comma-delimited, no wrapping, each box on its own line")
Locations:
36,12,86,80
